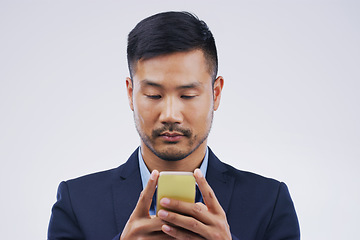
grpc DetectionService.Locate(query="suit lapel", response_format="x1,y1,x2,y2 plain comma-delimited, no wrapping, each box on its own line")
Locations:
112,148,143,232
206,148,235,214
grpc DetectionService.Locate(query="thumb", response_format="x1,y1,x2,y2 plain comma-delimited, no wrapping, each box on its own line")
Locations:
132,170,159,217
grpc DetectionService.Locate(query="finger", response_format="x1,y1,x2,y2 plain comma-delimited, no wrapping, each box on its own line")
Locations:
147,232,175,240
133,169,159,217
139,217,169,234
162,224,205,240
158,209,208,237
136,229,175,240
194,169,224,215
121,217,167,239
160,198,212,225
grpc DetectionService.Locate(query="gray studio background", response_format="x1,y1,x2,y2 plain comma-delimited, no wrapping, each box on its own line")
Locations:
1,0,359,239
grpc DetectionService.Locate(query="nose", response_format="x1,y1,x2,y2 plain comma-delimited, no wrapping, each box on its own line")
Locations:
159,96,183,124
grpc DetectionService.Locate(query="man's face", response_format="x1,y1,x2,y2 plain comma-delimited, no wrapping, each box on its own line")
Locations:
127,50,223,161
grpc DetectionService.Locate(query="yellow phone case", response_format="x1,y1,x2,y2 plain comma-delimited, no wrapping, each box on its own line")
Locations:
156,171,195,215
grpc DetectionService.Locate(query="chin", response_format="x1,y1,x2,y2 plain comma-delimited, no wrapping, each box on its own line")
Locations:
153,141,203,161
153,147,190,162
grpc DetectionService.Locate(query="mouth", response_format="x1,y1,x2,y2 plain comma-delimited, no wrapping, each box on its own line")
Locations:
159,132,184,142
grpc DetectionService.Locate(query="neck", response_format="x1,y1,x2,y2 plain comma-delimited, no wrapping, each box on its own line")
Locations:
140,142,207,173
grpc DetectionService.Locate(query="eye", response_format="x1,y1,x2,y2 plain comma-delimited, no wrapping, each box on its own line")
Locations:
181,95,196,99
146,95,162,99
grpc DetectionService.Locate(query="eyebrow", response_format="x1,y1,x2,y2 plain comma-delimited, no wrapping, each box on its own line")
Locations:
177,82,202,89
140,79,202,89
140,79,162,88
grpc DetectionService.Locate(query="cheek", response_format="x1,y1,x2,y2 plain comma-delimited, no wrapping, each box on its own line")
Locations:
184,97,213,125
133,95,158,126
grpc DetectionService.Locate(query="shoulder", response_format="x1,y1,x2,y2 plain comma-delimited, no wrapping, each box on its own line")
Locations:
64,148,139,190
207,148,287,206
224,162,280,188
65,166,121,188
208,148,281,188
55,166,124,203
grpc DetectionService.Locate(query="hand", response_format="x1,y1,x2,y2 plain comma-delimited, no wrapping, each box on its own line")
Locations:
157,169,231,239
120,170,172,240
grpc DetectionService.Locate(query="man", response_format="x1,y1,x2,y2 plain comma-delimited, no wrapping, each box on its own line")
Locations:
48,11,300,240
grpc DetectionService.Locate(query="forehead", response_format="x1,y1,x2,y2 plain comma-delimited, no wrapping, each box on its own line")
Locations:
132,50,212,88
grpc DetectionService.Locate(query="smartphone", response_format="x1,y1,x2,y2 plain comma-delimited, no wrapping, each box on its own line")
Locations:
156,171,196,215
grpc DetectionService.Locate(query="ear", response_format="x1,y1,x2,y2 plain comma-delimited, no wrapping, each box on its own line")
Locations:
126,77,134,111
213,76,224,111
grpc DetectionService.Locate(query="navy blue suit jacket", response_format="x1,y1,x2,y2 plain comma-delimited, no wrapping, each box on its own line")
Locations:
48,148,300,240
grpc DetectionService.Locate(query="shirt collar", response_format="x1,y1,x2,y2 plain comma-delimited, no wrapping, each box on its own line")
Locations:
138,147,209,189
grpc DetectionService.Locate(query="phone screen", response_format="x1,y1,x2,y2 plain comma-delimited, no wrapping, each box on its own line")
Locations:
156,171,196,215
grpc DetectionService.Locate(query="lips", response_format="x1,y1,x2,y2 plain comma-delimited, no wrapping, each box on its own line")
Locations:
161,132,183,137
159,132,184,142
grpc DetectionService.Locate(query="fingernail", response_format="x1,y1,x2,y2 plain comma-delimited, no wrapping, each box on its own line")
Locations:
160,198,170,206
195,169,203,178
150,170,157,180
158,210,168,218
162,224,171,232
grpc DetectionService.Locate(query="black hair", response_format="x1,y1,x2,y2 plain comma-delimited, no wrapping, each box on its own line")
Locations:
127,11,218,82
